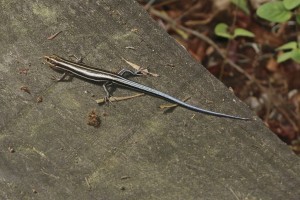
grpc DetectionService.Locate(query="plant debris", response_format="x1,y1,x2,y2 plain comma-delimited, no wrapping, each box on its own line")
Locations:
96,93,145,104
122,57,159,77
8,147,15,153
47,30,63,40
20,86,31,94
87,110,101,128
36,96,43,103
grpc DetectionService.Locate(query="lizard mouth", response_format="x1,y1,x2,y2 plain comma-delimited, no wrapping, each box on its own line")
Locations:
43,55,57,68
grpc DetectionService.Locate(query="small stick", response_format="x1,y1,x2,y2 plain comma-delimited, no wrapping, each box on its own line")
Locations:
47,31,63,40
96,93,145,104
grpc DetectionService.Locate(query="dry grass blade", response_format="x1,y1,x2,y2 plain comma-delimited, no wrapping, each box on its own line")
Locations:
47,31,63,40
96,93,145,104
122,57,159,77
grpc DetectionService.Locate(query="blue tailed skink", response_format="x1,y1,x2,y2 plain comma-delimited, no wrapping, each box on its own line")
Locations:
43,55,250,120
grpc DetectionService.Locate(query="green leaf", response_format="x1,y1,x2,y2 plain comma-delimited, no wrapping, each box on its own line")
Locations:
257,1,292,23
276,41,298,51
277,51,294,63
231,0,250,15
215,23,254,39
296,14,300,24
233,28,255,38
283,0,300,10
214,23,233,39
291,49,300,63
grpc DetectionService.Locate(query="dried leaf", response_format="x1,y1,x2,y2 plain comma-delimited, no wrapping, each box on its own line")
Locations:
20,86,31,94
122,58,159,77
266,57,279,72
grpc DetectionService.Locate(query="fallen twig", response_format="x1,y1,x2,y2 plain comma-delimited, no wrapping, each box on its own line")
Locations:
47,31,63,40
96,93,145,104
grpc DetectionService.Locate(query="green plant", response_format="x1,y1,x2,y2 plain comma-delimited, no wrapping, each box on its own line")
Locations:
276,41,300,63
231,0,250,15
257,0,300,23
257,0,300,63
214,0,254,39
214,23,254,39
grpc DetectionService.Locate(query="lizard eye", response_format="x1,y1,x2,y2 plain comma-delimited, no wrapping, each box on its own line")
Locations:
44,56,53,63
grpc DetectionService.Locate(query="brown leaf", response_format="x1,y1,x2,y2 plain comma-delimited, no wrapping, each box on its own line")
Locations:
266,57,279,72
